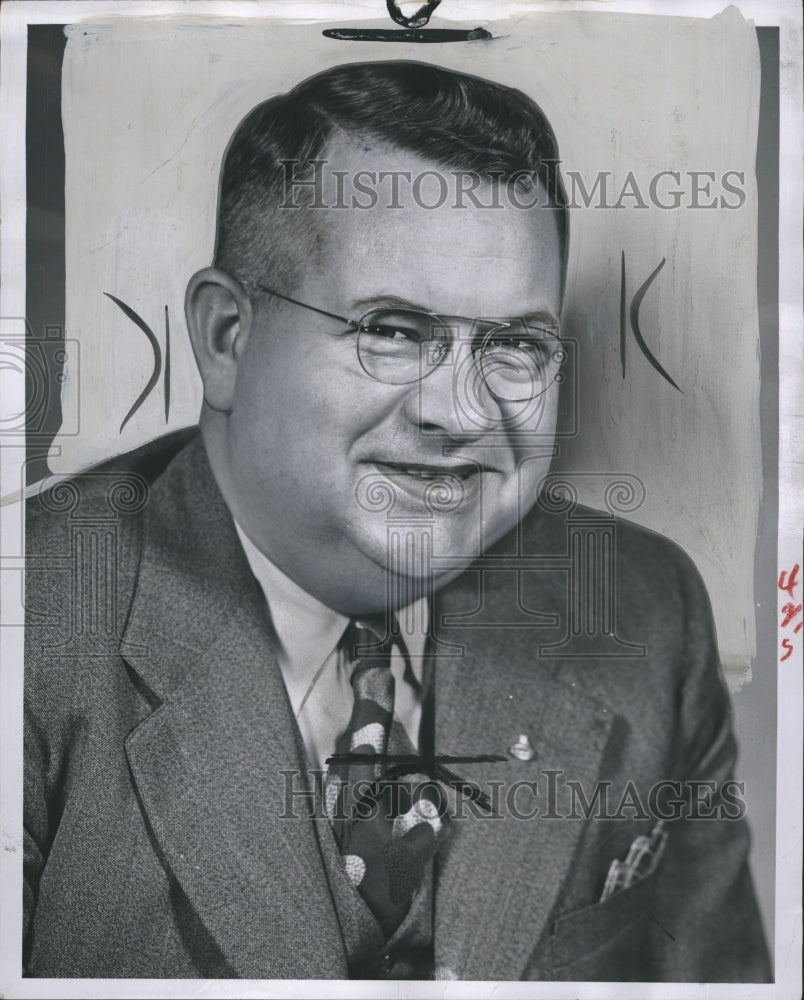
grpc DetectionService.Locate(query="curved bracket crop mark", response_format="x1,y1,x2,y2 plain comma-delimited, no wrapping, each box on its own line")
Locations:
620,251,627,379
104,292,163,432
628,258,683,394
163,305,171,423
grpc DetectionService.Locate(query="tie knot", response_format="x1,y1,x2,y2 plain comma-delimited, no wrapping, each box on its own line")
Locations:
341,614,397,663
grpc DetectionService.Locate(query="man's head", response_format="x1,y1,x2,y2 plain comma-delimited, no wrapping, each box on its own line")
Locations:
213,60,568,300
186,61,568,614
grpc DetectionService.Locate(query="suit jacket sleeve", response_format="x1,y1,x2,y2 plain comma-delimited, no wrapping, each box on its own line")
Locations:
645,555,771,981
23,701,46,968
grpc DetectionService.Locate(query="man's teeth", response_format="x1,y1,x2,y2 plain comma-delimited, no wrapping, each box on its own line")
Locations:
403,466,469,480
406,469,442,480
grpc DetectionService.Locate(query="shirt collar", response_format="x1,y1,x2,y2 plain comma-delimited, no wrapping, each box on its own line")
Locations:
234,522,348,676
233,521,429,669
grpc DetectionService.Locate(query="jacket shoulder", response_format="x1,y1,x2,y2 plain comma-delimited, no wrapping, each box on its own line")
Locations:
519,497,711,611
26,428,198,536
25,428,199,675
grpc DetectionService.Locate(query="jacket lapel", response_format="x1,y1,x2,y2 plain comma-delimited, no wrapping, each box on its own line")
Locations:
118,435,613,979
432,542,614,981
121,438,346,978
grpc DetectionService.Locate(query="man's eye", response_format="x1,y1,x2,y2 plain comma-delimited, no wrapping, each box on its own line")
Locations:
485,334,548,355
363,323,421,343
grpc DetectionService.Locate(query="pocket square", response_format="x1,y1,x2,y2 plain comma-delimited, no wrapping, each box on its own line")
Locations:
600,820,667,902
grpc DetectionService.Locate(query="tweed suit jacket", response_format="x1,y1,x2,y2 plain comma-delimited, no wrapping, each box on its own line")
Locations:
23,430,771,981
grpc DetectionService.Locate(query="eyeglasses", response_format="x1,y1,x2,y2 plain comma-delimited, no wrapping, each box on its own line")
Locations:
239,279,565,402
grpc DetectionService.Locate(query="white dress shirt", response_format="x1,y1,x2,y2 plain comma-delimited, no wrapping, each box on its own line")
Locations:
234,522,428,771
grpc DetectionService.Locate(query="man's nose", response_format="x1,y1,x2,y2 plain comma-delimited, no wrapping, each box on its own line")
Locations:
401,339,500,439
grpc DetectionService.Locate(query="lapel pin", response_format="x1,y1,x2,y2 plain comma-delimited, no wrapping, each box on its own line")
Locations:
508,733,536,761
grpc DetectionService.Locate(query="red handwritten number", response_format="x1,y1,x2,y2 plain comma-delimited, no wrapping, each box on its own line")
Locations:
778,565,802,661
778,564,800,599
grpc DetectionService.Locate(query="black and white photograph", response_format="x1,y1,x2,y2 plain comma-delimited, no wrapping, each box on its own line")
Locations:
0,1,801,996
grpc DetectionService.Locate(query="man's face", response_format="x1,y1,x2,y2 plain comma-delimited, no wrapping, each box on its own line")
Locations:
223,144,563,613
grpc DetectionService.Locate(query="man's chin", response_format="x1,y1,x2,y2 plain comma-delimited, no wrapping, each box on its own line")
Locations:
354,519,485,580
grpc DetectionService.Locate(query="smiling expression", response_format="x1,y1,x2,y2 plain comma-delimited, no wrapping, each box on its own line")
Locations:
217,144,563,613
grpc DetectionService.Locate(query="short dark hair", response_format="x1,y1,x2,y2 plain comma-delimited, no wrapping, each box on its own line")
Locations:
214,60,568,296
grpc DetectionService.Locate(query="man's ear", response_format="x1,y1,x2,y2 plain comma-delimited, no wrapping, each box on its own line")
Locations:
185,267,254,412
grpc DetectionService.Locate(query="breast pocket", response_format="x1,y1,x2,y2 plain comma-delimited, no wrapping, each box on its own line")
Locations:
547,869,659,979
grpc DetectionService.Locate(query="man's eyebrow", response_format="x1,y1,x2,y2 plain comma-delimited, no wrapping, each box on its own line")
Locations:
351,295,559,327
351,294,434,314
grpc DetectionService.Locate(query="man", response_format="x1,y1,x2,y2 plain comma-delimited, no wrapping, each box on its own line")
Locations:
23,61,770,981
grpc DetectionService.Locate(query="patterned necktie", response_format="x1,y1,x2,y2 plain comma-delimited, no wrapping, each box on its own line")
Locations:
326,616,449,938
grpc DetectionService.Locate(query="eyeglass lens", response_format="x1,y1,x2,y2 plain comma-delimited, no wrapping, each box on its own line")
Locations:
356,308,564,402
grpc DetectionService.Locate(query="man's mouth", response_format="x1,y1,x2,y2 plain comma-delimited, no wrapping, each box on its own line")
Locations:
363,460,488,509
372,460,481,481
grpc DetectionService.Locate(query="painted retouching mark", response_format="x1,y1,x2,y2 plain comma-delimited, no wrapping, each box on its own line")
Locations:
326,751,508,813
619,253,683,393
650,915,677,941
385,0,441,29
322,0,490,41
297,656,332,718
103,293,171,431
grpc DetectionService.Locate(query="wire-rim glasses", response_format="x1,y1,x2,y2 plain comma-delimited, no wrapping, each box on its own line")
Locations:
239,279,565,402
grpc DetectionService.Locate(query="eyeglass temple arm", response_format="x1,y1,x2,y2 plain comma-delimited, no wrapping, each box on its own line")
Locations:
244,281,358,329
